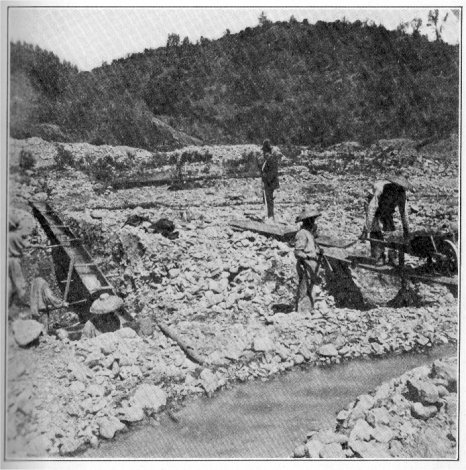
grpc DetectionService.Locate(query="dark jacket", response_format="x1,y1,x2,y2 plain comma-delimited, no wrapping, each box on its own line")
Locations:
260,152,279,190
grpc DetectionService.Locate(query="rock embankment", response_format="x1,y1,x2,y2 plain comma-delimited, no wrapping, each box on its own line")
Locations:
293,356,457,459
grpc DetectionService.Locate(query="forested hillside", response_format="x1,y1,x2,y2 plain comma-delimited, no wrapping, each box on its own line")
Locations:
10,18,459,150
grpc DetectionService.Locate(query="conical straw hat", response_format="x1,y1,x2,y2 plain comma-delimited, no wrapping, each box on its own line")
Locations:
90,293,124,315
295,207,321,223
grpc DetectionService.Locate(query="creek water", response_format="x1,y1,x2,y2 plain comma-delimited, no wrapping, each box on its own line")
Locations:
84,344,456,459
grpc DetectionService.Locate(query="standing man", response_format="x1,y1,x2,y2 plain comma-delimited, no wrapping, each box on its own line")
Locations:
258,139,279,222
294,207,323,313
361,176,411,266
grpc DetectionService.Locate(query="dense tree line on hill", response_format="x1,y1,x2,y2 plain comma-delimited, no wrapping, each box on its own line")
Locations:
10,16,459,150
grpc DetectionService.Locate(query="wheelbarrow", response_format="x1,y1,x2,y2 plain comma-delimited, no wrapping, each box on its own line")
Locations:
368,225,458,276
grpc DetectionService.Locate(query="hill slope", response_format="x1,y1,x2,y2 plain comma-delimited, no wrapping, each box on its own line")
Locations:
10,19,459,150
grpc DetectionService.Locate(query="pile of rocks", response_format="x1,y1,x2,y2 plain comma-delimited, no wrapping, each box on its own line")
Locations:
294,356,457,459
6,326,226,457
7,138,458,458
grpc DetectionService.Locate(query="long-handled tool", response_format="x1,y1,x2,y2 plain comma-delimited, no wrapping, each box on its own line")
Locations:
152,311,205,365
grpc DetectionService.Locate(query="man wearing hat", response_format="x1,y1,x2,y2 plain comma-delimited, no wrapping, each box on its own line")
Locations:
258,139,280,222
81,293,123,339
361,176,411,266
294,207,323,312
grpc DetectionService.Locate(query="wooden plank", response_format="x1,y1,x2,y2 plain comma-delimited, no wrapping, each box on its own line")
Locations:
231,220,356,248
155,320,205,365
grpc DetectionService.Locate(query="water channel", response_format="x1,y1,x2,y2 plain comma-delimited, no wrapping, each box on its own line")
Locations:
84,344,456,459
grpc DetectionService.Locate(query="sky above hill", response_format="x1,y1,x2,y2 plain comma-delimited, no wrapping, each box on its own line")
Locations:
9,6,460,71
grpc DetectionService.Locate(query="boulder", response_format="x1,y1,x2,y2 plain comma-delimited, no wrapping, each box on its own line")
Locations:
115,327,138,339
371,424,395,443
431,360,457,392
32,192,48,202
12,320,43,347
350,440,391,458
436,385,449,398
374,382,391,402
318,344,338,357
366,407,390,426
138,317,154,337
199,368,219,394
69,381,86,394
406,379,439,405
351,394,375,420
59,437,81,455
252,334,275,352
336,409,351,422
98,416,126,439
442,394,457,420
293,444,308,458
305,439,324,458
131,384,167,413
319,442,347,458
96,333,118,355
90,209,106,219
411,402,437,420
349,419,373,442
118,405,144,423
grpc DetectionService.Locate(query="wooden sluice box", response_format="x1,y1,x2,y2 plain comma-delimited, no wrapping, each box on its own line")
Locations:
30,201,115,307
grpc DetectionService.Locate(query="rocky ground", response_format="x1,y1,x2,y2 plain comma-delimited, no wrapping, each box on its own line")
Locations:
6,136,458,458
293,356,457,459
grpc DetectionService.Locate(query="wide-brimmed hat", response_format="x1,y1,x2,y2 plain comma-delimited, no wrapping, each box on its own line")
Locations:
90,293,124,315
262,139,272,153
295,207,321,223
386,175,414,191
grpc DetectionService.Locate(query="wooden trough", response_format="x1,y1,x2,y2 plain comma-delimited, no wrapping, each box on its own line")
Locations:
30,201,115,308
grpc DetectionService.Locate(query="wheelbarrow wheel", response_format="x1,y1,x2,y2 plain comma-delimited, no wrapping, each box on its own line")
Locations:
441,240,458,275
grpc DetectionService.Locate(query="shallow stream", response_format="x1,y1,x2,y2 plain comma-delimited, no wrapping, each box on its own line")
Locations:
84,344,456,459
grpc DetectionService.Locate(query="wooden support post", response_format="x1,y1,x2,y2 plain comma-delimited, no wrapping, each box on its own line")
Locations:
262,188,268,220
398,250,407,290
64,256,75,303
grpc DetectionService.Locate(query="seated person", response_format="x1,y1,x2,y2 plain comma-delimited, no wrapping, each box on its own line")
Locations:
81,293,123,339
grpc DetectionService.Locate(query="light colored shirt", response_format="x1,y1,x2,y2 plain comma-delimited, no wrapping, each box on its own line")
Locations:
294,228,319,261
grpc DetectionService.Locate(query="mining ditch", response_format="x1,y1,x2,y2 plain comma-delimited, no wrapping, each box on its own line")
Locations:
83,343,455,459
